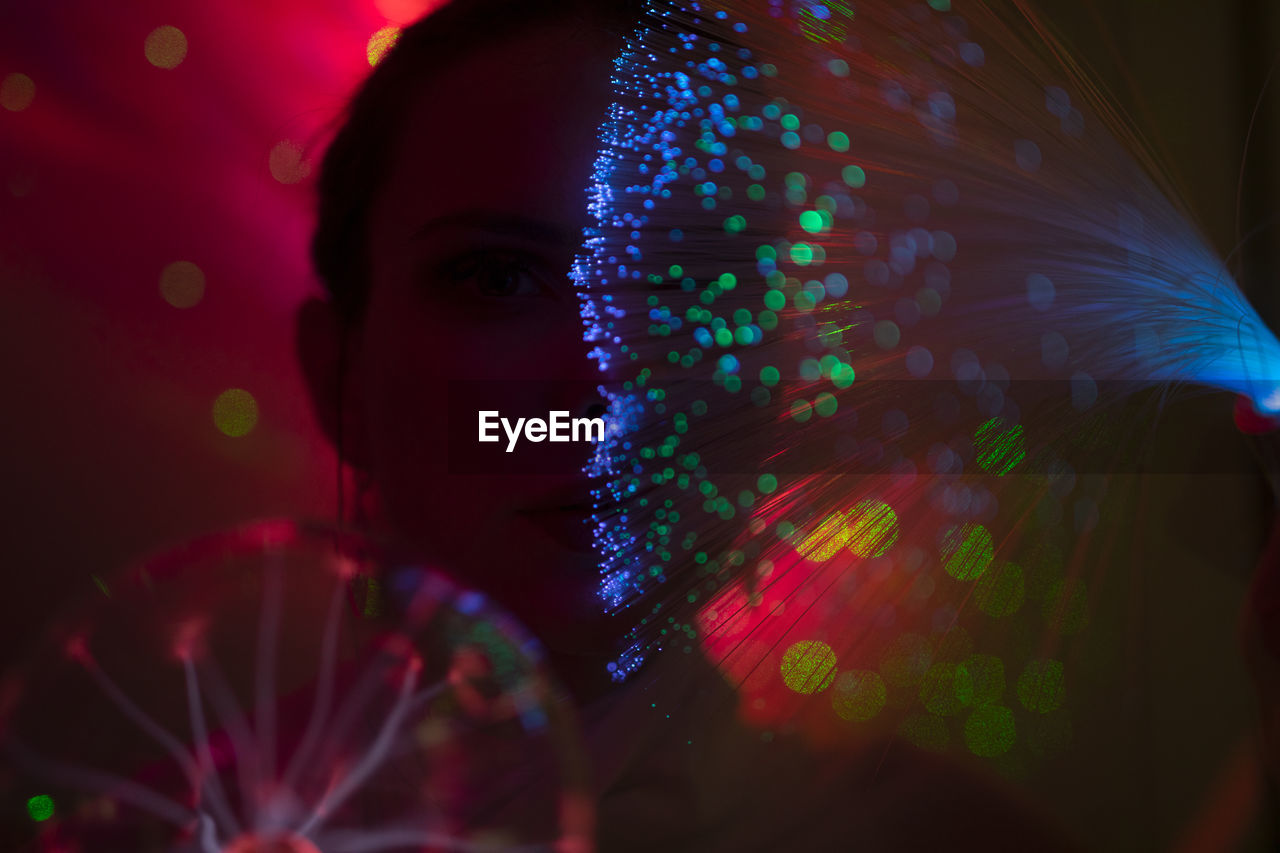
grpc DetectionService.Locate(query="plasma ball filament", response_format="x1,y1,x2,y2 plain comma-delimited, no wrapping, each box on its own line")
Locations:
478,410,606,452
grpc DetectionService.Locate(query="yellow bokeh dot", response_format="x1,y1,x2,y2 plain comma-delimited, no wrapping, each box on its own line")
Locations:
269,140,311,185
159,261,205,308
780,640,838,694
145,26,188,70
846,499,899,558
797,500,899,562
367,26,402,66
797,512,849,562
1,73,35,112
213,389,258,437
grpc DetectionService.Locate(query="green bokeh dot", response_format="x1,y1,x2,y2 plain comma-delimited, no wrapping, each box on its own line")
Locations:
799,210,825,234
874,320,901,349
1017,658,1066,714
974,418,1027,475
27,794,53,822
841,164,866,188
814,391,838,417
940,523,994,581
832,670,887,722
964,705,1016,757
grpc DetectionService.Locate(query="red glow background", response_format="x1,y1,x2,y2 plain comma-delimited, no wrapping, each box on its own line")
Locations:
0,1,455,664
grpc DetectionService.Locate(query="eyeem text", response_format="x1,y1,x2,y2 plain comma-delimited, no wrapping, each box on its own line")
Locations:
478,411,606,452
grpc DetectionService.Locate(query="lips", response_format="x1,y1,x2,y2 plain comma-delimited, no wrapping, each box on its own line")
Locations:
508,477,599,552
550,500,595,512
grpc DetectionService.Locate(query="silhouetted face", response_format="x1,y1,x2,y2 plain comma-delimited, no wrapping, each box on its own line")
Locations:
349,23,621,664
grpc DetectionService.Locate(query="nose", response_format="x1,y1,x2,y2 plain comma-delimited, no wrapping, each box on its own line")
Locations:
547,389,606,435
548,337,610,420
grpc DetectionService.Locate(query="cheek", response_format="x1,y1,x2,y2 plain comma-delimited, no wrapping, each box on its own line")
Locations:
353,303,542,537
357,301,461,519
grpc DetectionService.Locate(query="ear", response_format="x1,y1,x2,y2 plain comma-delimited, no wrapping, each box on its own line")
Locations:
296,296,372,471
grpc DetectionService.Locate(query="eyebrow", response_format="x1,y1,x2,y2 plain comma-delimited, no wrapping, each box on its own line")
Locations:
412,210,579,246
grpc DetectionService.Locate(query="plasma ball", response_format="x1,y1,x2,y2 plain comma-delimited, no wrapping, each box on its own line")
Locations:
1,525,586,848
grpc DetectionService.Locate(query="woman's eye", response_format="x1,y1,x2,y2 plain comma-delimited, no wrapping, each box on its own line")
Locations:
444,253,549,300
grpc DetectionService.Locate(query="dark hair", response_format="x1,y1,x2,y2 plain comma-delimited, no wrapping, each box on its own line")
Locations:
310,0,642,320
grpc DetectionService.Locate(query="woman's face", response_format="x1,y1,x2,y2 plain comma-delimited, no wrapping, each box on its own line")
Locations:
339,23,622,661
